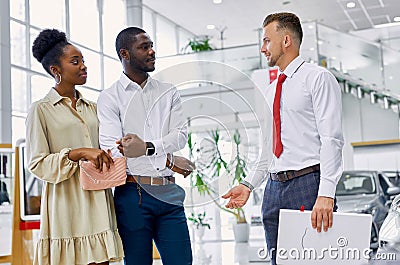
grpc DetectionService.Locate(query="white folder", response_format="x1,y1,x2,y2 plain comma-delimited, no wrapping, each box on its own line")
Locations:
277,209,372,264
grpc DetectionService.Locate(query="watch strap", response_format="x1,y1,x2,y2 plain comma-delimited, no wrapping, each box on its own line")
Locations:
145,142,155,156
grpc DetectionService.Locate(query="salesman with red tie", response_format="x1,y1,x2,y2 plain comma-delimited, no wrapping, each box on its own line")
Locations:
222,12,344,265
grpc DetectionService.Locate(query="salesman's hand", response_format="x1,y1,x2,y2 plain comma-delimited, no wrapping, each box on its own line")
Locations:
311,196,334,233
222,184,251,209
167,154,195,177
120,133,146,158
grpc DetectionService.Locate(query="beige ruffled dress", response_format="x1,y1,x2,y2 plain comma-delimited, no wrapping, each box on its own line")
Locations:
26,89,124,265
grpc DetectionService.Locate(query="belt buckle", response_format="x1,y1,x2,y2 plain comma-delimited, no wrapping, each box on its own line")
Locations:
150,176,161,186
282,171,289,182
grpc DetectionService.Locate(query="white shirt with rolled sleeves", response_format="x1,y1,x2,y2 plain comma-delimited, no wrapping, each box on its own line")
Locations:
244,56,344,198
97,73,187,177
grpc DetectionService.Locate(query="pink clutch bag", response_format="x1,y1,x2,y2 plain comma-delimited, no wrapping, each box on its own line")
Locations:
79,157,127,190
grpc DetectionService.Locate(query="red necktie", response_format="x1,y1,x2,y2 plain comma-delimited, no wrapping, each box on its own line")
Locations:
273,74,287,158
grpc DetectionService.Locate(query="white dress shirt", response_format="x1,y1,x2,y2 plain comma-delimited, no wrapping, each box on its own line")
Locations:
245,56,344,198
97,73,187,177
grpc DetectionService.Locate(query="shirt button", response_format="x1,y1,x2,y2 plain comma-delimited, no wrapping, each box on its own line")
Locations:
157,168,159,170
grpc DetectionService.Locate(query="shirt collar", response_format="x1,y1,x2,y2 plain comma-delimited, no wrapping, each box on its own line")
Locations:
119,72,152,90
282,56,305,78
46,87,90,105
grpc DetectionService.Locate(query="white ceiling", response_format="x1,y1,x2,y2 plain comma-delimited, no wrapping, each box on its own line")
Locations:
143,0,400,48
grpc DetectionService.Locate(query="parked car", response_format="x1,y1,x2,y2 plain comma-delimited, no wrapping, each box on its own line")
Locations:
379,194,400,249
378,171,400,205
381,171,400,187
372,194,400,264
336,171,400,249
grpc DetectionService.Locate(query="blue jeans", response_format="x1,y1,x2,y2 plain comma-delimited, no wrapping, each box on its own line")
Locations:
261,171,337,265
114,182,192,265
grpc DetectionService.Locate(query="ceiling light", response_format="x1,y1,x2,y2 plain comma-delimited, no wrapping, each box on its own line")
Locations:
331,56,336,60
394,17,400,22
370,92,377,104
356,86,363,99
346,2,356,8
344,82,351,94
374,21,400,28
213,0,222,4
207,24,215,30
384,97,390,109
309,47,315,51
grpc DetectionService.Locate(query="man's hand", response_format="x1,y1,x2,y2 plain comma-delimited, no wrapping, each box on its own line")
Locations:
167,154,195,177
120,133,146,158
222,184,251,209
311,196,334,233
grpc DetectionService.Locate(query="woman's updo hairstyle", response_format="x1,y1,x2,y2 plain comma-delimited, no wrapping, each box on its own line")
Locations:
32,29,71,76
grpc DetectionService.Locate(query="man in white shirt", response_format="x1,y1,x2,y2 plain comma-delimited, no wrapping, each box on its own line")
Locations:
97,27,192,265
222,12,344,265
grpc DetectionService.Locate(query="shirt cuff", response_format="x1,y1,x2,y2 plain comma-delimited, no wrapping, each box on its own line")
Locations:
240,180,254,191
153,155,167,171
152,139,163,156
64,148,79,166
318,179,336,198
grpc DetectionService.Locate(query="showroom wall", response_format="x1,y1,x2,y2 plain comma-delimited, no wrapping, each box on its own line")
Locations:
342,92,399,169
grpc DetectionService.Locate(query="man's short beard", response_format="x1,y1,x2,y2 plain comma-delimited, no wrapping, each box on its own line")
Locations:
268,50,284,68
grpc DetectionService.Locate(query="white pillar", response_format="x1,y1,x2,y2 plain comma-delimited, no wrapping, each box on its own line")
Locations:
0,0,12,143
125,0,143,27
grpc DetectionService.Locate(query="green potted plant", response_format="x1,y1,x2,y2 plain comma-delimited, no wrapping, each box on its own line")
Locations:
188,211,211,242
184,36,213,53
188,130,249,242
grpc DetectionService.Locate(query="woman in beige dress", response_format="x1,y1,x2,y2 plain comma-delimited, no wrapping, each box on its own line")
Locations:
26,29,124,265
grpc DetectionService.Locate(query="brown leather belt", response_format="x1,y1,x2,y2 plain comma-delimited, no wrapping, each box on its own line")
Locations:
269,164,320,182
126,175,175,186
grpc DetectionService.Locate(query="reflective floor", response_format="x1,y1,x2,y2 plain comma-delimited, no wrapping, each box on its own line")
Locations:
110,240,269,265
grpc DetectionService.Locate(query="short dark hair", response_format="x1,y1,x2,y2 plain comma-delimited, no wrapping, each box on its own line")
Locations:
32,29,71,76
115,27,146,60
262,12,303,46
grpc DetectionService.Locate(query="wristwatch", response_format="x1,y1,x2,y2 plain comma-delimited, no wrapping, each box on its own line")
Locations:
145,142,155,156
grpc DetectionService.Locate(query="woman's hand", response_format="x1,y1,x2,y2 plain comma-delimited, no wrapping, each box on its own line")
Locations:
68,148,114,172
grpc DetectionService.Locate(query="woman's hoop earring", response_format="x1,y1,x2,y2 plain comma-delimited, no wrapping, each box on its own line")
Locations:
55,73,62,85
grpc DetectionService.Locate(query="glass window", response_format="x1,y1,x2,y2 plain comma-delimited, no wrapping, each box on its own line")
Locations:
104,57,122,88
143,7,154,42
156,16,177,56
29,0,65,30
31,75,53,103
179,30,193,54
30,28,45,74
103,0,126,56
11,68,28,113
78,46,101,89
69,0,100,51
10,0,25,21
10,21,27,67
12,116,26,147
